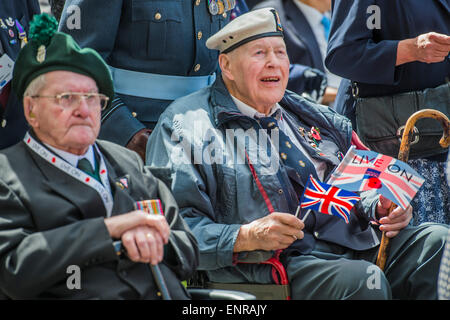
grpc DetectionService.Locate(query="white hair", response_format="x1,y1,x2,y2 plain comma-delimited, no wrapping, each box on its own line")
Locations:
24,74,47,97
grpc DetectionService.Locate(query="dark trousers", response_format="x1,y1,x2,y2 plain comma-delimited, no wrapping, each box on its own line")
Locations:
285,223,448,299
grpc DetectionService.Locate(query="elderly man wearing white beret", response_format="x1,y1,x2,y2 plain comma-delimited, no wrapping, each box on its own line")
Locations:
146,8,448,300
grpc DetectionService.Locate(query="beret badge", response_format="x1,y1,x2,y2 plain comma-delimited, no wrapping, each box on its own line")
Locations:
28,13,58,63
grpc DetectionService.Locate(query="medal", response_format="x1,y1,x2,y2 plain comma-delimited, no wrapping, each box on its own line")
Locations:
310,126,321,141
223,0,230,11
8,29,14,38
5,17,15,27
0,19,7,29
15,19,28,47
208,0,219,15
217,0,225,15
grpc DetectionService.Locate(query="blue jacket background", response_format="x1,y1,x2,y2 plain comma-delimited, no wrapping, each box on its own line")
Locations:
325,0,450,125
0,0,40,149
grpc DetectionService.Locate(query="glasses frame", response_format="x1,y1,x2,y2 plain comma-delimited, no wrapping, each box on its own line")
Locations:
28,92,110,111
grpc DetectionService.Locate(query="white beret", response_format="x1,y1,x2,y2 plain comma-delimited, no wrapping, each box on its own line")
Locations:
206,7,284,53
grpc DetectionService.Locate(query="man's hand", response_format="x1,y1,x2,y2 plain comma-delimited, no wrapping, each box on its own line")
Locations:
121,226,165,265
234,212,304,252
126,128,152,161
104,210,170,243
397,32,450,66
376,195,412,238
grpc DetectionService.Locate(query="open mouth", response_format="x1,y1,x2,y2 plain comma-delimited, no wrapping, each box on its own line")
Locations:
260,77,280,83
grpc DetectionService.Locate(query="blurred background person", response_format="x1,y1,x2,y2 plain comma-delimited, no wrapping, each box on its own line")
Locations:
254,0,342,105
0,0,40,149
325,0,450,225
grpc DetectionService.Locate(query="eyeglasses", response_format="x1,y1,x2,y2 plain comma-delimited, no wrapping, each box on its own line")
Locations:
28,92,110,110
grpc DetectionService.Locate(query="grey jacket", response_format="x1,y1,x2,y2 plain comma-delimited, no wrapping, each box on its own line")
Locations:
146,76,380,284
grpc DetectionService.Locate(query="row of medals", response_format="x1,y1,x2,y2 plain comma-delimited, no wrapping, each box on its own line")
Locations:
1,17,27,47
208,0,236,15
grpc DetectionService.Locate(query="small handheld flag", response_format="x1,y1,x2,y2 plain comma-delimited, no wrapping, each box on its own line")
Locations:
328,146,425,209
300,175,360,223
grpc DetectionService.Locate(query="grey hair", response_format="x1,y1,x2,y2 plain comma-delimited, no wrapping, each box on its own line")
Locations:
24,74,47,97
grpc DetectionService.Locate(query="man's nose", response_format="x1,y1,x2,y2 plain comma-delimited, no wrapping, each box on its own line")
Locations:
266,51,280,67
75,96,91,116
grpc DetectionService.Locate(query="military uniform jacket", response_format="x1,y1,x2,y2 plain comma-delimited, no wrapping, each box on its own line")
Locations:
146,76,381,284
0,0,40,149
0,137,198,299
59,0,230,146
254,0,325,73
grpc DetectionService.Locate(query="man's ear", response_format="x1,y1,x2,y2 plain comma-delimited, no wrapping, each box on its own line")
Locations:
23,96,37,126
218,53,235,81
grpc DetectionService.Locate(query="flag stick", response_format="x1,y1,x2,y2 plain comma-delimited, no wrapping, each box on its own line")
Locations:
294,205,311,222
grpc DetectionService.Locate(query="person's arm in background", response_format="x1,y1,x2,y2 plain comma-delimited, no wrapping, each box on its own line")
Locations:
325,0,399,85
396,32,450,66
59,0,149,159
326,0,450,84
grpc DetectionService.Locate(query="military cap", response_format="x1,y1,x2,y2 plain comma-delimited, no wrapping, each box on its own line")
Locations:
12,13,113,103
206,7,284,54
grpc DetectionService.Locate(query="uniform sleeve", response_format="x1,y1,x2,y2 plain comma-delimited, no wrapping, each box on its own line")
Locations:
59,1,144,146
27,0,41,17
0,179,118,299
325,0,399,85
146,112,242,271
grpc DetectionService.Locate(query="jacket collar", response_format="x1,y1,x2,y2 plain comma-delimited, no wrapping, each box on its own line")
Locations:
210,74,247,127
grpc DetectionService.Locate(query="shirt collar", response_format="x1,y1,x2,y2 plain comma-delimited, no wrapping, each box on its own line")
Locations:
230,94,282,120
294,1,324,26
44,143,95,168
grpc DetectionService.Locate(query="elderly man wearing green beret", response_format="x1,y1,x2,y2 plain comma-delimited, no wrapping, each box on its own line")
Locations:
146,8,449,299
0,14,198,299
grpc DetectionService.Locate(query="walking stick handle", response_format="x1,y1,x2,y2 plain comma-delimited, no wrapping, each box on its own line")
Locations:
375,109,449,272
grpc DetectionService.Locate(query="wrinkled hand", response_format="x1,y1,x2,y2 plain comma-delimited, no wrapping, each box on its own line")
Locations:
414,32,450,63
234,212,304,252
104,210,170,243
376,195,412,238
126,128,152,161
121,226,166,265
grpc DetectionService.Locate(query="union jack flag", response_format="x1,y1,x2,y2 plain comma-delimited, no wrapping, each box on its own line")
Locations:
328,146,425,210
300,175,360,224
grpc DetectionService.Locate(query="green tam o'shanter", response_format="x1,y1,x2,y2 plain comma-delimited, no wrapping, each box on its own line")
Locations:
12,13,114,103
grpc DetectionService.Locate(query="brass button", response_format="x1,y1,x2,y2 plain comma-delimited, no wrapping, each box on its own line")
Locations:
194,64,201,72
1,119,6,128
131,112,137,117
314,231,319,238
197,31,203,40
154,12,162,20
278,189,283,195
222,12,227,19
195,0,201,5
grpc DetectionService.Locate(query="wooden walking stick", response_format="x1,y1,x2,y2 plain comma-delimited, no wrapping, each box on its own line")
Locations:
376,109,450,271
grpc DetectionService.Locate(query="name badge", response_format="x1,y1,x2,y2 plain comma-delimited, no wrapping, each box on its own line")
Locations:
0,54,14,90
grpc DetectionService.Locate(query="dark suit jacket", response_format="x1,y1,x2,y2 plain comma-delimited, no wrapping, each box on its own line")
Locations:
0,137,198,299
0,0,40,149
254,0,325,72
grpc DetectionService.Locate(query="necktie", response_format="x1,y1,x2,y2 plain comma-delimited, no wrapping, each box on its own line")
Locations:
77,158,100,182
258,115,318,186
321,15,331,40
